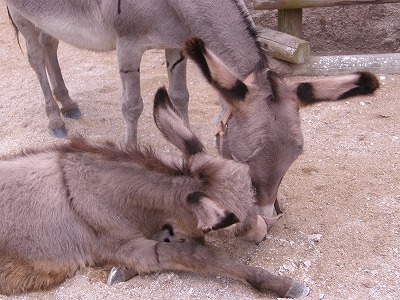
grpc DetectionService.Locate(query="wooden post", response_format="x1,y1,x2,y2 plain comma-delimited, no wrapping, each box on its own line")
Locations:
278,9,303,37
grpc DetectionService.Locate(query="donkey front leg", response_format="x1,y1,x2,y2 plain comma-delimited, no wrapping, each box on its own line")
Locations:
113,239,308,298
116,39,146,147
8,10,66,138
38,32,81,119
165,49,190,126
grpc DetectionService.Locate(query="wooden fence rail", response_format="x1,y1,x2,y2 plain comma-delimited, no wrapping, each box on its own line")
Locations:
253,0,400,10
253,0,400,74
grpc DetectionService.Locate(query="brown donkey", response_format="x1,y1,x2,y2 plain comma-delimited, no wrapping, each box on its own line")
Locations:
0,87,308,298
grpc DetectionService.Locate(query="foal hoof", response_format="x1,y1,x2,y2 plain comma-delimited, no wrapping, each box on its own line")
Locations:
51,127,68,139
63,107,82,119
107,267,137,285
285,283,310,298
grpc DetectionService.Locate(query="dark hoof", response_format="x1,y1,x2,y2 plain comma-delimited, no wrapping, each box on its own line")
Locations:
285,283,310,298
107,267,137,285
63,107,82,119
51,127,68,139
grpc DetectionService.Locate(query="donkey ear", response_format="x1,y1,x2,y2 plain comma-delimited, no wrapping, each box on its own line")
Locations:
187,192,240,233
295,71,379,106
184,38,249,105
153,87,205,155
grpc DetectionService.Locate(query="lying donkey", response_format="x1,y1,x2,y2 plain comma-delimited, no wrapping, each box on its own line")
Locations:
0,86,308,298
6,0,379,225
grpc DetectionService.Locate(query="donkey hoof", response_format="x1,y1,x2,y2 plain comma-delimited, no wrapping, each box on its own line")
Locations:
263,214,283,232
285,283,310,298
107,267,137,285
63,107,82,119
51,127,68,139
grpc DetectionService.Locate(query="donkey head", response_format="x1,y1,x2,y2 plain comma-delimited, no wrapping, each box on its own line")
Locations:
184,38,379,221
153,87,261,238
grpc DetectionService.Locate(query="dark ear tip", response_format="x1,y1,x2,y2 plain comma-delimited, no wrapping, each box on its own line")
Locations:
153,86,170,110
296,82,315,103
212,212,240,231
356,71,380,93
184,37,206,57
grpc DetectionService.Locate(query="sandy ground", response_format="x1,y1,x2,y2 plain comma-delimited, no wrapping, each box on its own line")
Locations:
1,1,399,300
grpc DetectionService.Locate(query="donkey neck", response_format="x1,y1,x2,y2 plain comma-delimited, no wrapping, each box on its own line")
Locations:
173,0,267,78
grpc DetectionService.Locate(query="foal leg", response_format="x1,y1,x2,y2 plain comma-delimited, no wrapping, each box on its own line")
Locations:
112,239,308,298
8,10,67,138
38,32,82,119
116,38,144,147
165,49,189,126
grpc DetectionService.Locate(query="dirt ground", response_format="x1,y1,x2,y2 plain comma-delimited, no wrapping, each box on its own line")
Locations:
0,1,399,300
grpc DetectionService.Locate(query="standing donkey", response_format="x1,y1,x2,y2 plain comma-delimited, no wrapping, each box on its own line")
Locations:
0,86,308,298
6,1,380,224
180,38,379,225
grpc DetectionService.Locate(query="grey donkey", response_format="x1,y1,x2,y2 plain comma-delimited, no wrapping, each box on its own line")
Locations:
6,1,379,224
6,0,263,142
181,38,379,226
0,86,309,298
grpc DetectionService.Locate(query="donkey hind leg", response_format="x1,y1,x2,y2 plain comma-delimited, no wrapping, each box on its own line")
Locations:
0,253,76,295
112,239,309,298
38,32,82,119
9,11,67,138
165,49,190,126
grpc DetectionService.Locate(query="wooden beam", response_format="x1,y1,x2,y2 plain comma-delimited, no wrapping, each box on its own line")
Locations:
288,53,400,75
258,28,310,63
253,0,400,10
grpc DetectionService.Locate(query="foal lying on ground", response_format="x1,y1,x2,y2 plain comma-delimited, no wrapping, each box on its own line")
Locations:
0,87,308,298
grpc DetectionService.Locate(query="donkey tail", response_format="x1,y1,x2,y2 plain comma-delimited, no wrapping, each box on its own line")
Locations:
7,6,22,51
295,71,379,105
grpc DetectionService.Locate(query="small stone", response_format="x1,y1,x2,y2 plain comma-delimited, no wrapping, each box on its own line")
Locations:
308,234,322,243
303,260,312,268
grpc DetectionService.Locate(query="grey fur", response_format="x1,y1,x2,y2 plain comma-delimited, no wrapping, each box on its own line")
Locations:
6,0,379,222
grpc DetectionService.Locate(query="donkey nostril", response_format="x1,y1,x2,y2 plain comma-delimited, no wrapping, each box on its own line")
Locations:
164,238,171,243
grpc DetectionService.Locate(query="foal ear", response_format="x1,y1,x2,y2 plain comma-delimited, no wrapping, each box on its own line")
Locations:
184,38,249,105
153,87,205,156
187,192,240,233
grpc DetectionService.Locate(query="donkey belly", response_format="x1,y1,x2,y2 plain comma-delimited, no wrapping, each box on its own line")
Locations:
39,20,117,51
7,0,117,51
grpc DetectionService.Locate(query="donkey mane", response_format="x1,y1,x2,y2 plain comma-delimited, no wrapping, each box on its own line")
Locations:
230,0,268,66
62,136,194,177
62,136,234,192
